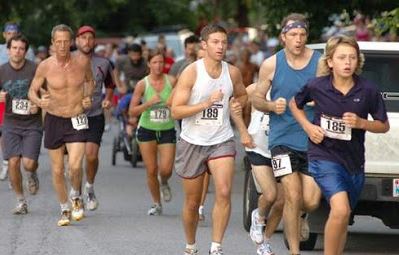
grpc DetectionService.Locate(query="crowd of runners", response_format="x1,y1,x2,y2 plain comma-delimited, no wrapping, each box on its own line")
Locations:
0,12,390,255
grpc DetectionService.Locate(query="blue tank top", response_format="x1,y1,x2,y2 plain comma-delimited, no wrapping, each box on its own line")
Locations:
269,49,321,151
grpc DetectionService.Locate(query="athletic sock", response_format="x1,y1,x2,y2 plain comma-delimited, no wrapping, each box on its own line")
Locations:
210,242,221,252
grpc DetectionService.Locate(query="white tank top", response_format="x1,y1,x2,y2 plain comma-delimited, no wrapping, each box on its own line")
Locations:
245,110,271,158
180,59,234,146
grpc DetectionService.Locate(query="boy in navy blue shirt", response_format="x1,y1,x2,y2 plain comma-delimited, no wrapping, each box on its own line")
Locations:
290,35,389,255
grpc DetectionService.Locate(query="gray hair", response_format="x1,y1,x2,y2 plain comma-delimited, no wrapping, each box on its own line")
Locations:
51,24,73,39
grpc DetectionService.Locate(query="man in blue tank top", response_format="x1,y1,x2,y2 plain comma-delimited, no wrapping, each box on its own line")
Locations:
252,13,322,255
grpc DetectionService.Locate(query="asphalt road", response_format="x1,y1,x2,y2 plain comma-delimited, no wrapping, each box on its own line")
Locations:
0,124,398,255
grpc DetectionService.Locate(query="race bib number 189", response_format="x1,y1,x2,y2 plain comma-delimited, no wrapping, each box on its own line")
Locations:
195,104,223,126
71,114,89,130
272,154,292,177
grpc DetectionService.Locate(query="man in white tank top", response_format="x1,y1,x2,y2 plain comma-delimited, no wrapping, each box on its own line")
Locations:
171,24,247,255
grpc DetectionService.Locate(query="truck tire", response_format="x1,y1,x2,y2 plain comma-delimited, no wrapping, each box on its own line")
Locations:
243,156,260,232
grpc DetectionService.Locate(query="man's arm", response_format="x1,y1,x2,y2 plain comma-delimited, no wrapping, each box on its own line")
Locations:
84,59,95,97
252,56,286,114
171,64,222,120
229,65,247,107
28,63,48,108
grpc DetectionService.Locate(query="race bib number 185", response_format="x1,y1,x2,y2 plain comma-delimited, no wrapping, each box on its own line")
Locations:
320,114,351,141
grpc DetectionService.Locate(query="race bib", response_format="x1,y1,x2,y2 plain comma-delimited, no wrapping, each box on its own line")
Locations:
71,114,89,130
320,114,351,141
12,99,30,115
272,154,292,177
260,113,269,131
195,104,223,126
150,107,170,123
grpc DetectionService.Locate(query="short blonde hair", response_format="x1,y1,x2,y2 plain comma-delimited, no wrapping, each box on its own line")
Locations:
317,35,365,76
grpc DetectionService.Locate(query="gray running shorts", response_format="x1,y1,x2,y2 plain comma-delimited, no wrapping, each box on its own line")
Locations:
175,138,236,179
2,126,43,161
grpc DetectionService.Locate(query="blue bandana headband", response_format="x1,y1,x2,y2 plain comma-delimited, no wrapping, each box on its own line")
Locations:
281,21,308,34
4,23,19,32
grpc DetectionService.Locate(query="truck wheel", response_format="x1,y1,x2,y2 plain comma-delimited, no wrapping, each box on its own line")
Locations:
284,232,318,251
243,156,259,232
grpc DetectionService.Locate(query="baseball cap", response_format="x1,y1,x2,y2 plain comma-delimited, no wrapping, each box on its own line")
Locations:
94,44,106,54
77,25,95,37
4,22,20,32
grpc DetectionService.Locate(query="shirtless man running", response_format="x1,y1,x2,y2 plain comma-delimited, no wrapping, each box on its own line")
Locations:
28,24,94,226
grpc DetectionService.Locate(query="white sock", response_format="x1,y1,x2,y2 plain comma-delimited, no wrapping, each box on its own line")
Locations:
60,203,69,212
69,188,80,199
16,194,25,201
210,242,221,251
186,243,197,250
85,182,94,192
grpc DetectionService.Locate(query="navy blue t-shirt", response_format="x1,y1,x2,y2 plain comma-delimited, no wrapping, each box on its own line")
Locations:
295,75,388,174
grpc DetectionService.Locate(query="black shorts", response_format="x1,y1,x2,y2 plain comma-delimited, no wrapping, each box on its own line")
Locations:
246,151,272,167
271,145,310,176
136,127,176,144
86,114,105,145
44,113,87,149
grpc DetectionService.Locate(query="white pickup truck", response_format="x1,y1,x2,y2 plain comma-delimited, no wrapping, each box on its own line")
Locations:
242,41,399,250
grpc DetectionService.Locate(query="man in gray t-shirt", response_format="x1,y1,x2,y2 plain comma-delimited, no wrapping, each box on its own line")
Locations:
0,34,42,215
169,35,199,78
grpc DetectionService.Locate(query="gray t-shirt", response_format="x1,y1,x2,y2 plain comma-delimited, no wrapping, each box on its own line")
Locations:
115,55,147,90
86,55,115,117
0,60,41,129
169,58,191,77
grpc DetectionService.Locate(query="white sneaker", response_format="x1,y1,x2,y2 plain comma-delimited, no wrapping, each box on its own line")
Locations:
209,246,224,255
147,204,162,216
257,242,274,255
184,248,199,255
0,161,8,180
12,200,28,215
250,208,265,244
85,186,99,211
161,183,172,202
300,214,310,241
71,197,85,221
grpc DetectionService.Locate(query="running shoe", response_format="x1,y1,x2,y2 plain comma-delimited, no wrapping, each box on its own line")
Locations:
27,172,39,195
184,248,199,255
250,208,265,244
198,205,205,221
147,204,162,216
71,197,85,221
57,210,71,226
300,213,310,241
12,200,28,215
161,183,172,202
209,246,224,255
256,242,275,255
0,162,8,180
85,187,99,211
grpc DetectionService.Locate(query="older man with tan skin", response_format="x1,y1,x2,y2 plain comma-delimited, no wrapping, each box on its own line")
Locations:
28,24,94,227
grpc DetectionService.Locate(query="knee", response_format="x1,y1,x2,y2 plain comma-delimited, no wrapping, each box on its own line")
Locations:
85,154,97,163
330,204,351,221
285,189,302,206
262,189,277,205
304,197,320,212
215,185,231,203
185,198,200,212
146,167,158,180
52,167,65,178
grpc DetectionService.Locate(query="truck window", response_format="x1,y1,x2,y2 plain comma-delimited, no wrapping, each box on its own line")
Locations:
362,53,399,112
